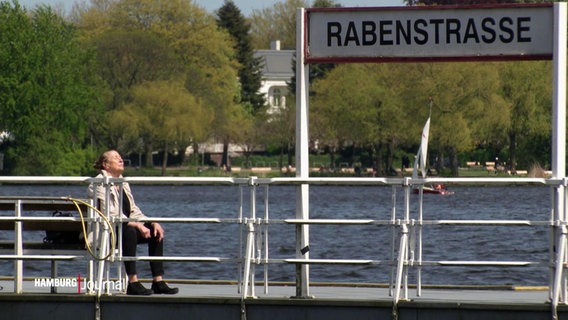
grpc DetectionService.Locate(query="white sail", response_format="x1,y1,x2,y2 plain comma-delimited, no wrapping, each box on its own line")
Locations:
413,116,431,179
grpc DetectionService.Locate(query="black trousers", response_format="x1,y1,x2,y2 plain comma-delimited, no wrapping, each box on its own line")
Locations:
122,223,164,277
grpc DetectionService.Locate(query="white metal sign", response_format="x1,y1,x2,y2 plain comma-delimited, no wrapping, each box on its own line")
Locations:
306,5,553,62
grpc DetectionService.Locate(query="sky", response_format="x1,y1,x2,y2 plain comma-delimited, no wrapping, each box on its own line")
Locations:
18,0,406,16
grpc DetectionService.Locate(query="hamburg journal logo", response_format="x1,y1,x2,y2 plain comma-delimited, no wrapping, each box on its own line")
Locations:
34,275,123,293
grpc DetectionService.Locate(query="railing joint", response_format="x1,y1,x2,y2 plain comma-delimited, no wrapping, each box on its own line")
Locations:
248,176,258,186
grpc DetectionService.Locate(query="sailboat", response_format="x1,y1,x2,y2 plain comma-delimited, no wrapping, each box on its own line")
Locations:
412,100,453,195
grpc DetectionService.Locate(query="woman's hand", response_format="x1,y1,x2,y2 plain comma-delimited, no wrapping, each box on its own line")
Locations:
128,222,164,241
152,222,164,241
135,222,151,239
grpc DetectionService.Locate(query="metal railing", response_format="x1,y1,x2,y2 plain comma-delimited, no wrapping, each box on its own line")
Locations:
0,195,97,294
0,175,565,317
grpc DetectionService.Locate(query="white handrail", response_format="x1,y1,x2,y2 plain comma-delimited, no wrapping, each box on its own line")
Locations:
0,175,562,319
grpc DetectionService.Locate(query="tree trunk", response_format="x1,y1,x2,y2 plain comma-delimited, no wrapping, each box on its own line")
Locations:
287,141,294,167
175,144,189,166
449,146,459,176
161,145,168,176
386,139,396,176
222,141,229,167
375,143,384,175
435,150,444,175
278,143,284,169
368,145,376,176
192,142,200,167
144,144,153,169
508,131,517,173
329,144,337,171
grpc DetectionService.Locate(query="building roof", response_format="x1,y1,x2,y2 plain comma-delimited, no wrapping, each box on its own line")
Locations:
254,48,295,81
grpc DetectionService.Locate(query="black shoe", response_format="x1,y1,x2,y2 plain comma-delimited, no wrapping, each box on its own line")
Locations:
126,281,153,295
151,281,179,294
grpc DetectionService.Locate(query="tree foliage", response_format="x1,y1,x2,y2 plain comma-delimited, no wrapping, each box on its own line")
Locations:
498,61,551,171
75,0,242,169
0,2,99,175
249,0,307,50
0,0,556,176
310,59,550,175
217,0,265,115
311,64,407,173
90,29,182,152
116,80,211,175
93,30,181,108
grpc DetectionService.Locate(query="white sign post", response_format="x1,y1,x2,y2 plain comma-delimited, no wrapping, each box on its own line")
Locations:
295,3,567,304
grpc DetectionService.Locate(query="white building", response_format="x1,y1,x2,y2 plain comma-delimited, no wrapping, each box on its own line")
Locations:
254,40,294,115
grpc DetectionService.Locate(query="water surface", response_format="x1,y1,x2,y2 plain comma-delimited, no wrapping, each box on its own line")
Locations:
0,184,552,286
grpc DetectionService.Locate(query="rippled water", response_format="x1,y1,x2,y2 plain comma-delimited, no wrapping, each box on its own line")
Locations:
0,184,553,286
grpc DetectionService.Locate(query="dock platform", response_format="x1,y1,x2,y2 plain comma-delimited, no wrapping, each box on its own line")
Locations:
0,280,564,320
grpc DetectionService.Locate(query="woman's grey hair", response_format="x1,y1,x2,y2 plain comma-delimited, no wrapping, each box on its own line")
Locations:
93,150,115,170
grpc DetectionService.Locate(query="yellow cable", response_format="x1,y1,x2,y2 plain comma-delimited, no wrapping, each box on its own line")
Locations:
66,197,116,261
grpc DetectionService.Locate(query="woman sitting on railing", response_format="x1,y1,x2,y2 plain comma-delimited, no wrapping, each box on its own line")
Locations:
88,150,178,296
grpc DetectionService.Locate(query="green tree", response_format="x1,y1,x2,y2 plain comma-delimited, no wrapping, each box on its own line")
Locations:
261,103,296,169
77,0,241,168
311,64,405,173
249,0,307,50
217,0,265,115
93,30,180,110
407,62,505,176
122,0,243,167
70,0,114,39
217,0,266,167
184,53,244,168
0,3,99,175
368,64,415,175
91,30,182,157
116,80,211,175
498,61,551,171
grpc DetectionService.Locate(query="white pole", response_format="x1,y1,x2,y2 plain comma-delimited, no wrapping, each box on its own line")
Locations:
242,220,255,299
553,4,567,180
14,200,23,293
264,185,269,294
295,7,310,298
551,2,567,316
250,179,256,298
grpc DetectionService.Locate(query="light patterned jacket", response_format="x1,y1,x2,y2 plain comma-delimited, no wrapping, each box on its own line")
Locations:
87,170,148,221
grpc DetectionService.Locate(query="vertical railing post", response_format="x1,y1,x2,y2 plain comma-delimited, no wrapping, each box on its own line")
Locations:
394,177,412,304
14,200,23,293
237,185,244,294
95,176,111,297
250,177,256,298
403,177,411,300
388,185,397,297
87,198,95,295
242,176,258,299
394,222,408,304
115,181,125,294
263,185,269,294
552,221,567,320
552,178,568,320
417,182,424,297
242,218,256,299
